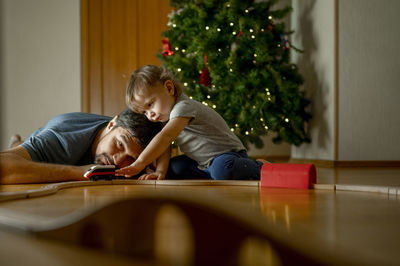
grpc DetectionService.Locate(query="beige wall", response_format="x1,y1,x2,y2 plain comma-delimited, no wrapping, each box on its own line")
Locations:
0,0,80,149
291,0,336,160
338,0,400,160
291,0,400,161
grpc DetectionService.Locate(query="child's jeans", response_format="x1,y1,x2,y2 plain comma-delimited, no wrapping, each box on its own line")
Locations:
167,150,263,180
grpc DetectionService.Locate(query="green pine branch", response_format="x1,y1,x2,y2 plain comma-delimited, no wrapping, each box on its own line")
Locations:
159,0,311,147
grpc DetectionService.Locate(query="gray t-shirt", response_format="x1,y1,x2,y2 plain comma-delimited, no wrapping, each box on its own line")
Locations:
21,112,110,165
170,94,245,169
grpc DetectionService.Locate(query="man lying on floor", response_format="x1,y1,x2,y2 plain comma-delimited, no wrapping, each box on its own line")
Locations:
0,109,164,184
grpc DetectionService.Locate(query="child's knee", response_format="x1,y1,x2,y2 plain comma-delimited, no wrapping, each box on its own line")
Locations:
211,168,234,180
209,158,236,180
169,161,187,177
209,157,261,180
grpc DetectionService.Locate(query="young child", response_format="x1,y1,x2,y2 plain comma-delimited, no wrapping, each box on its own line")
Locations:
116,65,265,180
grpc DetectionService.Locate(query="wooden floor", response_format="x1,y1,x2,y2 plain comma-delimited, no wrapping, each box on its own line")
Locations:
0,166,399,265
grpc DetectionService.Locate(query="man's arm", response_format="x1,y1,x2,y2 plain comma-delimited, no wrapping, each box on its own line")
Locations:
0,146,89,184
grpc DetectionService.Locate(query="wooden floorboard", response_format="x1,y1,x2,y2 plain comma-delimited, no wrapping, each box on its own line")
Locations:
0,166,399,265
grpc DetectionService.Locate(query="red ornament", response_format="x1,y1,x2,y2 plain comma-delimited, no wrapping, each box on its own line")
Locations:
280,34,290,50
283,40,290,50
199,54,212,87
267,21,274,32
162,39,174,56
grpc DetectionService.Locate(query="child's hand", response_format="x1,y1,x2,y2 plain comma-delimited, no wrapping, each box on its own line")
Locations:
115,161,145,178
138,166,166,180
138,170,166,180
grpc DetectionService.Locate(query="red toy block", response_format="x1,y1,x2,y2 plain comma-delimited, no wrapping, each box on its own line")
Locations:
260,163,316,189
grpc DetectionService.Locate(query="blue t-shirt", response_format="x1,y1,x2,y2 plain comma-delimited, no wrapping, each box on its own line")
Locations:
21,112,111,165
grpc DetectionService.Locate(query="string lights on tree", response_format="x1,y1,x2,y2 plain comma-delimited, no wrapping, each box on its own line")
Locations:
158,0,311,147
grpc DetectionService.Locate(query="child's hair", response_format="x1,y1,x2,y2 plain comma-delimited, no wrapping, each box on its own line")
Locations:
126,65,183,111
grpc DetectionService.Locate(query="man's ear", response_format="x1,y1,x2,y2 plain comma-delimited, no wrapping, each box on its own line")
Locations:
106,116,118,132
164,80,175,96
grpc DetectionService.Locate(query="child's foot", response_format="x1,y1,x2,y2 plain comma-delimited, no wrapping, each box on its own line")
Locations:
8,134,22,148
257,158,271,164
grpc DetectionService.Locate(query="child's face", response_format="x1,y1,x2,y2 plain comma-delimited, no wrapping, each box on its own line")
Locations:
133,80,176,123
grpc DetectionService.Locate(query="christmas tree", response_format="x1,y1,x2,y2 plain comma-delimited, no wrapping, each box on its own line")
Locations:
158,0,311,148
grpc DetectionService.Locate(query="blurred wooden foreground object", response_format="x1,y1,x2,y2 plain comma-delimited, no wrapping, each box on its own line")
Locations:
0,181,352,266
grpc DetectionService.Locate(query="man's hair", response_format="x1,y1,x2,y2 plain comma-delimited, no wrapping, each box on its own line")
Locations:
114,108,162,148
126,64,183,111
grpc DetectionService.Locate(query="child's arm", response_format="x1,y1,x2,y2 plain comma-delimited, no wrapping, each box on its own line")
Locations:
116,117,190,177
138,146,171,180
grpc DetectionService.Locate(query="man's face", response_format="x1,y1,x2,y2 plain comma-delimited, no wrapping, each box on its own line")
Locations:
93,126,143,168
